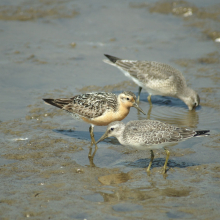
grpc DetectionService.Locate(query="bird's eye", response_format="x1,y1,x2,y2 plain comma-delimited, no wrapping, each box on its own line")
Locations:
110,128,114,131
126,97,130,101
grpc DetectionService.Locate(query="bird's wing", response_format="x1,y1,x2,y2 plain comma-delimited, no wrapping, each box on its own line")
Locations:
124,120,188,145
62,93,117,119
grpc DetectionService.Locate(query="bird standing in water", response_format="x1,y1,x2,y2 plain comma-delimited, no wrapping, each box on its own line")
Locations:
43,91,145,144
104,54,200,110
96,120,209,174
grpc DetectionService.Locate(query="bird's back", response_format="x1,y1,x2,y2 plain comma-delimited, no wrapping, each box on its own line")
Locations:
44,92,118,119
122,120,196,147
104,55,187,96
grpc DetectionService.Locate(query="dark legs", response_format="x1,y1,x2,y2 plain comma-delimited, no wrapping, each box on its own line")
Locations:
137,87,142,103
137,87,152,106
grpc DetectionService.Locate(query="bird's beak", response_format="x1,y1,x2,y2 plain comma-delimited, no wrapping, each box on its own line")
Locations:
96,131,109,144
132,103,146,115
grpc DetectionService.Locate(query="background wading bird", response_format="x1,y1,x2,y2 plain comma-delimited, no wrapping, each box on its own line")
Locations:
104,54,200,110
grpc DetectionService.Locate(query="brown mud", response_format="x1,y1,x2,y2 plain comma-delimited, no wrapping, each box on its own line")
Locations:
0,0,220,219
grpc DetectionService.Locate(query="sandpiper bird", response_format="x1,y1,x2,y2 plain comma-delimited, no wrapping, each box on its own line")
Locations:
96,120,209,174
103,54,200,110
43,91,145,144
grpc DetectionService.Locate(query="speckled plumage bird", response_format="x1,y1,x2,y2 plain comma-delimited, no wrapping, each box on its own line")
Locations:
43,91,146,144
96,120,209,174
103,54,200,110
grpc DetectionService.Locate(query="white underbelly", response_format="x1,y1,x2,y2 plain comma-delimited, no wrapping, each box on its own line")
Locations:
143,86,172,96
120,68,144,87
124,142,175,150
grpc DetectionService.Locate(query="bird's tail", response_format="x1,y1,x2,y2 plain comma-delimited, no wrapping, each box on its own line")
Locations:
43,98,71,109
194,130,210,137
104,54,121,63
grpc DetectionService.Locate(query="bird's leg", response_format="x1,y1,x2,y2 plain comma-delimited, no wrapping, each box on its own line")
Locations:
163,148,170,174
88,144,93,157
146,150,154,174
137,87,142,103
147,94,152,105
89,125,96,145
88,143,98,167
147,104,153,120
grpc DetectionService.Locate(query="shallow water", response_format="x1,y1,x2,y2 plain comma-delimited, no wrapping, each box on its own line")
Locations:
1,0,220,219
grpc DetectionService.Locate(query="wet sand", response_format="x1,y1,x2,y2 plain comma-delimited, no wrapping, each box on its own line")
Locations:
0,0,220,219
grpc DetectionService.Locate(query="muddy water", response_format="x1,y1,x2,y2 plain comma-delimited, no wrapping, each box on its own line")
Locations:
1,0,220,219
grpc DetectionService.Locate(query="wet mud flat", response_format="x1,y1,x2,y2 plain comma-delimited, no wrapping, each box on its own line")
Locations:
0,86,220,220
0,0,220,219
